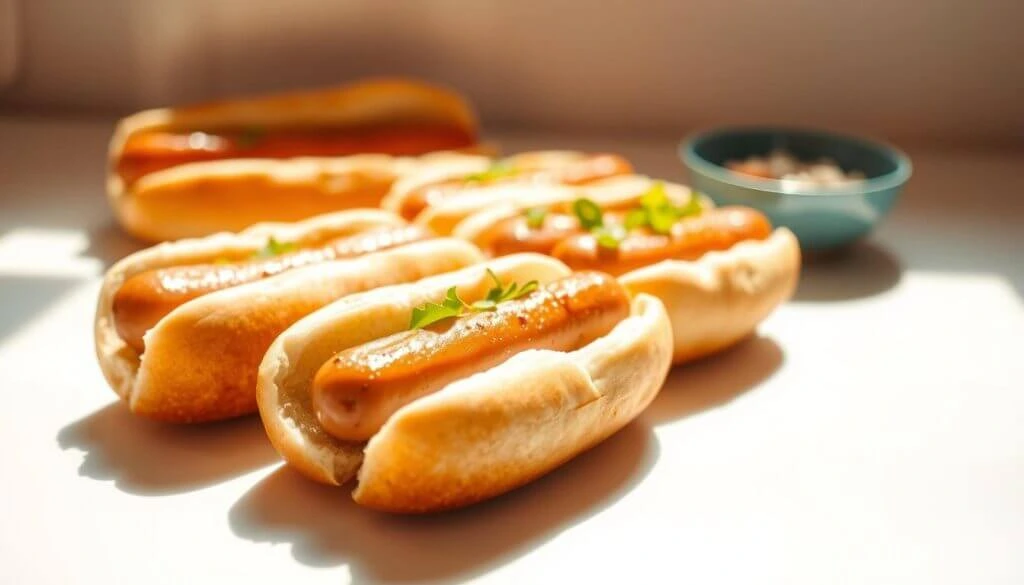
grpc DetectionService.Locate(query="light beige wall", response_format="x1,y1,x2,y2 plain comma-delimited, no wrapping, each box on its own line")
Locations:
2,0,1022,144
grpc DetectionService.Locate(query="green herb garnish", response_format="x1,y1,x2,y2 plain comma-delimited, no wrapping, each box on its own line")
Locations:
678,190,704,217
409,269,539,329
470,269,538,311
524,207,548,229
409,286,468,329
624,207,648,230
252,237,297,259
465,161,519,183
592,226,625,250
625,182,704,235
572,197,628,248
572,198,604,230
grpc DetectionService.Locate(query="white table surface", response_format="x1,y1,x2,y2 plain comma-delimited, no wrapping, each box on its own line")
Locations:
0,117,1021,584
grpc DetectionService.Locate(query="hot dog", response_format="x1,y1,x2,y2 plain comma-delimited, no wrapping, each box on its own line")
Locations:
107,78,484,242
473,206,772,275
94,209,483,422
451,177,802,363
382,152,635,223
117,124,474,187
391,152,633,221
112,224,433,354
312,271,630,441
256,256,674,512
555,207,772,275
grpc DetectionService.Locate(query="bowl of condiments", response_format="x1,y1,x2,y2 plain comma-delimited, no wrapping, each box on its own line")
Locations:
681,127,911,250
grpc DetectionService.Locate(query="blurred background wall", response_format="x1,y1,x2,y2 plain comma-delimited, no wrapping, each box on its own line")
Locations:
0,0,1021,146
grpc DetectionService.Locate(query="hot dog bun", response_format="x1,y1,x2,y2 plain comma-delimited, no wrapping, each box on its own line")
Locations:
107,78,482,242
619,228,800,362
95,209,484,422
414,174,667,236
113,153,481,242
450,177,801,364
381,151,635,222
256,255,673,512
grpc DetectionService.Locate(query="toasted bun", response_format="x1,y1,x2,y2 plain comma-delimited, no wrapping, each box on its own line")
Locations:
95,209,484,422
256,255,673,512
112,152,482,242
620,228,800,363
380,150,619,217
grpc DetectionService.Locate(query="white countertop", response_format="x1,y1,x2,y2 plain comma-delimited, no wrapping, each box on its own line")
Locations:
1,117,1021,584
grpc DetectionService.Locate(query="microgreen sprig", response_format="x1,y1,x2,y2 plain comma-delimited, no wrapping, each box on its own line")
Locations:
625,182,704,235
465,161,519,183
523,207,549,229
409,269,539,329
571,197,625,249
252,237,297,259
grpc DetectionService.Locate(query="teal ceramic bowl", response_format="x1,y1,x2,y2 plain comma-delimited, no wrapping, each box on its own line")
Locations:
681,127,912,250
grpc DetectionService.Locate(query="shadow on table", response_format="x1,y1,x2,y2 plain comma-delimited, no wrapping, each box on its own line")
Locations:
794,240,903,302
82,220,148,270
229,421,656,583
57,402,279,495
0,275,83,342
646,335,785,425
229,335,784,581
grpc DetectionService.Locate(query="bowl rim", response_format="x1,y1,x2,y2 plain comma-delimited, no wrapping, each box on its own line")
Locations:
680,126,913,197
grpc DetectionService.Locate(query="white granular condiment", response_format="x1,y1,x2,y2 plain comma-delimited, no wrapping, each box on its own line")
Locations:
726,149,865,188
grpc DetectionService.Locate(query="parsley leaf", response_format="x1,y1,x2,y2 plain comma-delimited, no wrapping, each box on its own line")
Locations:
593,226,624,250
410,270,540,327
624,208,648,230
678,190,704,218
524,207,548,229
465,161,518,183
410,287,467,329
648,205,678,234
640,181,671,210
253,237,297,259
626,182,705,235
572,198,604,230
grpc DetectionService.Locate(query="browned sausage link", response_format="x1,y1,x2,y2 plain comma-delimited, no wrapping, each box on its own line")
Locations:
312,271,630,442
475,213,584,257
397,153,634,221
551,206,773,276
474,210,637,258
112,225,433,354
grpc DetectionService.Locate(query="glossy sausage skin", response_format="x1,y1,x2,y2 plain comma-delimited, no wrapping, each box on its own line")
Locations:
551,206,772,276
397,153,633,220
116,124,476,186
312,271,630,442
112,225,433,354
476,213,583,257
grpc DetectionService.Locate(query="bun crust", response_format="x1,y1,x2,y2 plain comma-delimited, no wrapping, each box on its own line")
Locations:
620,228,800,363
94,209,483,422
111,153,480,242
380,150,620,218
256,255,673,512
